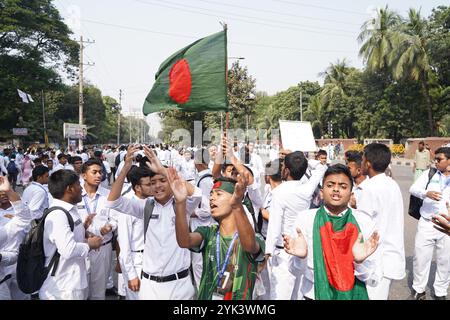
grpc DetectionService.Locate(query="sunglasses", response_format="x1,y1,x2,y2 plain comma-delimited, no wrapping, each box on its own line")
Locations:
434,157,446,163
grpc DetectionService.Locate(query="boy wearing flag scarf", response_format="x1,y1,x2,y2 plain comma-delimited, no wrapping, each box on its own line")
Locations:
169,168,265,300
283,164,380,300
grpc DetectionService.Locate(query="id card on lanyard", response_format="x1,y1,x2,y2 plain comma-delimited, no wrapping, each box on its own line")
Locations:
83,193,99,214
214,231,238,300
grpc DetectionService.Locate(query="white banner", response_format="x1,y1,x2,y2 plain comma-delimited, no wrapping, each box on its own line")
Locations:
63,123,87,139
279,120,317,152
12,128,28,136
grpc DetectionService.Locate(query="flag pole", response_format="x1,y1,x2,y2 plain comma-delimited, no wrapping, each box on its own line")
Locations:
223,23,229,132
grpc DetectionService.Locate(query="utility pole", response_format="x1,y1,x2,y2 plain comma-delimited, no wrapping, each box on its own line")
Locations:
41,90,48,148
78,35,95,150
117,89,122,146
300,90,303,122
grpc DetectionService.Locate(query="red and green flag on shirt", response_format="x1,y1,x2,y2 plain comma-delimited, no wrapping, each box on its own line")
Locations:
313,206,369,300
142,30,228,115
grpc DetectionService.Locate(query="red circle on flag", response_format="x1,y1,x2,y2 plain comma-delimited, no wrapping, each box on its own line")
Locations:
169,59,192,104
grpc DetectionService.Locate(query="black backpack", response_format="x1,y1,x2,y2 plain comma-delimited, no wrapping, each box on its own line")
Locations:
7,160,18,175
408,168,437,220
16,206,74,294
115,153,121,168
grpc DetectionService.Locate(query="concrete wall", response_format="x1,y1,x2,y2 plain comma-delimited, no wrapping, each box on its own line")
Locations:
404,137,450,159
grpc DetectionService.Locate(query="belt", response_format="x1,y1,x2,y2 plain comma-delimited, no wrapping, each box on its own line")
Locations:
102,239,112,246
132,249,144,253
141,268,190,283
0,274,11,285
276,245,284,249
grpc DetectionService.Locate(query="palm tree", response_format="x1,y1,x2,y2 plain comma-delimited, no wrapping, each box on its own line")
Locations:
391,8,435,135
358,6,402,72
319,59,352,106
304,95,326,138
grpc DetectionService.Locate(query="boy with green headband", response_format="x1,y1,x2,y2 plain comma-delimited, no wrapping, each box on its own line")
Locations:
283,164,380,300
167,167,265,300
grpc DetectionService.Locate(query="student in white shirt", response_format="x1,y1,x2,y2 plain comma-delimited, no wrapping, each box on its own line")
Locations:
265,151,327,300
116,166,151,300
78,159,117,300
357,143,406,300
409,147,450,300
106,145,202,300
190,149,215,289
345,152,368,209
39,170,103,300
0,177,32,300
53,153,69,172
284,164,379,300
21,165,50,220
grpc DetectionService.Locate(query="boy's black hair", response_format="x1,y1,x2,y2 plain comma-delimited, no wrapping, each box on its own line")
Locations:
48,169,79,199
435,147,450,159
32,165,50,182
70,156,82,164
322,164,354,190
284,151,308,180
57,153,67,160
317,149,327,157
81,159,103,173
346,152,362,167
363,143,392,173
127,166,155,191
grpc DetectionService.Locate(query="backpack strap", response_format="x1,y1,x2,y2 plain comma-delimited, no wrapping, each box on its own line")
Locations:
42,206,74,277
196,173,213,208
243,193,260,234
143,199,155,243
425,167,437,189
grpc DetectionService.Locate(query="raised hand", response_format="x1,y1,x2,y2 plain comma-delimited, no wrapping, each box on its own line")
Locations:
352,231,379,263
431,202,450,236
283,228,308,258
167,167,188,202
230,171,249,208
143,145,165,175
0,176,11,192
125,144,140,166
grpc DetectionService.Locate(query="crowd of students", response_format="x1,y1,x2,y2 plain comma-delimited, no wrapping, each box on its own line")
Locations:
0,140,449,300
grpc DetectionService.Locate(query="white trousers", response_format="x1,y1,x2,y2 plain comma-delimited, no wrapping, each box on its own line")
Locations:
366,277,392,300
40,288,88,300
88,242,112,300
191,251,203,290
268,248,299,300
117,273,127,297
412,217,450,297
139,273,195,300
123,252,143,300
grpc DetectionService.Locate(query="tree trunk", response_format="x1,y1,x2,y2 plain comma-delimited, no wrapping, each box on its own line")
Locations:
421,77,434,136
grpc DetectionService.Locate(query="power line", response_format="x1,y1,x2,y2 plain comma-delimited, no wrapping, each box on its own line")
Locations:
140,0,357,34
130,0,356,38
81,18,355,54
191,0,361,26
272,0,368,16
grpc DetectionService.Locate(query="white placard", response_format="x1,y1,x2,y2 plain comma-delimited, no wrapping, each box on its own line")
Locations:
279,120,317,152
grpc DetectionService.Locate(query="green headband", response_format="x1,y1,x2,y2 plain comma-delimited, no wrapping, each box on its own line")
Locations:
212,180,235,194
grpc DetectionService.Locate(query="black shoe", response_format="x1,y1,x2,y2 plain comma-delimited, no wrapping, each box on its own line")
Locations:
410,290,426,300
433,295,446,300
118,295,126,300
105,287,118,296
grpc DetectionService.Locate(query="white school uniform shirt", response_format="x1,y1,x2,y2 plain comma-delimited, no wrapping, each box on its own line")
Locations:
0,156,7,175
78,185,117,244
352,176,369,207
179,158,196,182
410,169,450,219
106,188,202,277
192,169,215,230
265,162,327,256
40,198,90,295
288,207,379,299
357,173,405,280
0,201,31,249
21,181,50,220
116,192,145,282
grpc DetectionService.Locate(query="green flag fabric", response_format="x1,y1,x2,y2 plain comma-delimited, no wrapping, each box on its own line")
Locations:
142,30,228,115
312,206,369,300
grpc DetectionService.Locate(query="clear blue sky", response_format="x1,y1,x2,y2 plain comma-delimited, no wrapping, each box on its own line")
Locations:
53,0,445,136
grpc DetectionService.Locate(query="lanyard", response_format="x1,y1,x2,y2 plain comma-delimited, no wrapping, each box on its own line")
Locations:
216,230,238,287
83,193,99,214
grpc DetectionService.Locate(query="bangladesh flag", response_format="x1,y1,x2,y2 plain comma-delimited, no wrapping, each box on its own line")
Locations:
142,30,228,115
312,206,369,300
